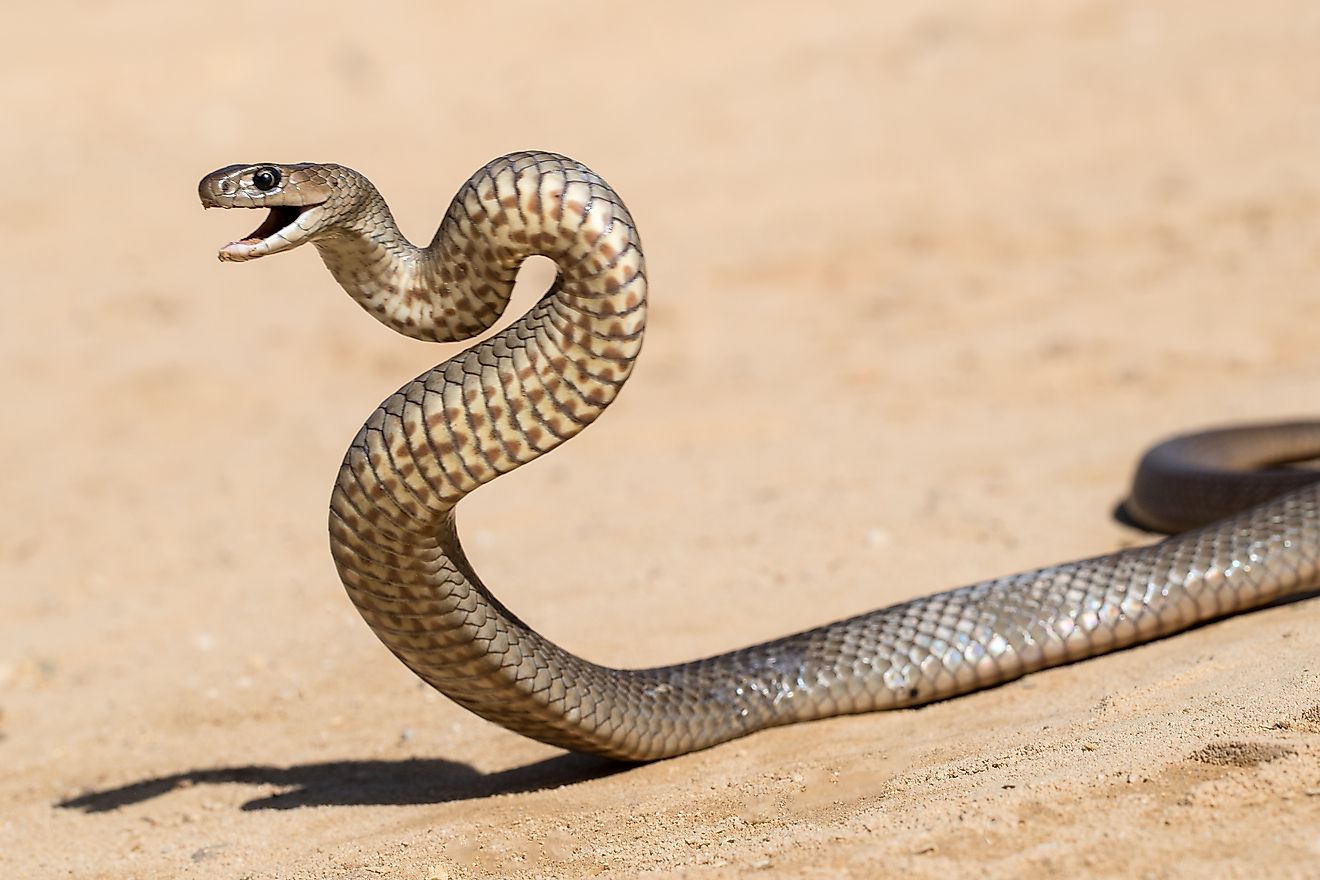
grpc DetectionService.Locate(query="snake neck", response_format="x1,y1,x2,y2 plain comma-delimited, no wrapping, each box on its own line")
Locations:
310,179,496,344
311,157,649,353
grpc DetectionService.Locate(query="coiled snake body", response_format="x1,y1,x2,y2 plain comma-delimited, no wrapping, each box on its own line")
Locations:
199,152,1320,761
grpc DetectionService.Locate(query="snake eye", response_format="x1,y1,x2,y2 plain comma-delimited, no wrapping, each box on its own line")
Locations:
252,167,281,191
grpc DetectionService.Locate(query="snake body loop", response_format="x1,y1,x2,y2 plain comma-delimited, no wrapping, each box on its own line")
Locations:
199,152,1320,760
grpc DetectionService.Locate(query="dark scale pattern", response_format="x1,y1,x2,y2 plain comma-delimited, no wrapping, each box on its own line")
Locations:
198,153,1320,761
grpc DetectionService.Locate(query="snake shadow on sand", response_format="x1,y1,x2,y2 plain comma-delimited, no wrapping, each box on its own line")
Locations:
57,752,625,812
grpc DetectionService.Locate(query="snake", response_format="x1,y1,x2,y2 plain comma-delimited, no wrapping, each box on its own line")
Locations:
198,151,1320,761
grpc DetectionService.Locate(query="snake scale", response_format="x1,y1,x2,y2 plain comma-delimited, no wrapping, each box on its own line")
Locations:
198,152,1320,761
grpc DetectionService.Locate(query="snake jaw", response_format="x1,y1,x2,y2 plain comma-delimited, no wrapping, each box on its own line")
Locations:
215,202,324,262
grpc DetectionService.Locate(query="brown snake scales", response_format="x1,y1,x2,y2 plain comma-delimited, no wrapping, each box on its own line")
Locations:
198,151,1320,761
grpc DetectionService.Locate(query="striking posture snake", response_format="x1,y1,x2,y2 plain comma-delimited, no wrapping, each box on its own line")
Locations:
199,152,1320,761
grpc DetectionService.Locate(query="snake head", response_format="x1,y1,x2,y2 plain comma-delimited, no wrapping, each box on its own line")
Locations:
198,162,346,262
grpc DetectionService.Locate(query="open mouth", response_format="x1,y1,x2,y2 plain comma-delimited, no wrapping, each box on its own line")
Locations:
208,200,324,261
239,204,309,244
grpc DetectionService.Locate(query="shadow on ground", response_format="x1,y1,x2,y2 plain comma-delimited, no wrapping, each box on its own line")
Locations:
57,752,627,812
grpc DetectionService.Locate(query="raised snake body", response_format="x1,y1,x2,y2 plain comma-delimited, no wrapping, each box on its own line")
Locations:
198,152,1320,761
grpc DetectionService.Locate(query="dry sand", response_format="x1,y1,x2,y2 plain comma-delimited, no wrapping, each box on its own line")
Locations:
4,2,1320,877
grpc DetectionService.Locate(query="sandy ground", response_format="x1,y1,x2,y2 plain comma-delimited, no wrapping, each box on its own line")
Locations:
3,2,1320,877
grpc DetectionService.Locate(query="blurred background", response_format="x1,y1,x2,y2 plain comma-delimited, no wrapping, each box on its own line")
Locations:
3,2,1319,877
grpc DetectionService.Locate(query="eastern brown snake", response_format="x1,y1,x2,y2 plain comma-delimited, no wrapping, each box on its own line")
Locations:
199,152,1320,760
